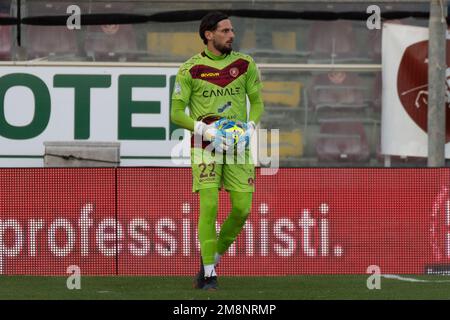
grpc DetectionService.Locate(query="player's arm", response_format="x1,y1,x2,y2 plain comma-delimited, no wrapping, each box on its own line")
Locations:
171,68,227,149
246,57,264,128
236,57,264,148
248,89,264,125
171,99,195,131
171,96,222,144
171,68,195,131
236,89,263,151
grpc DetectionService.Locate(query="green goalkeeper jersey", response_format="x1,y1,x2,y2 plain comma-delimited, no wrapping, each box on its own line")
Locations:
172,47,263,123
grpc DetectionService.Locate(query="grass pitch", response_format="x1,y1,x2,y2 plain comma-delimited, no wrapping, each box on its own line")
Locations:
0,275,450,300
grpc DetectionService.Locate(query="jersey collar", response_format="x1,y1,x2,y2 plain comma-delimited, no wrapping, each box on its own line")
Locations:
203,47,228,60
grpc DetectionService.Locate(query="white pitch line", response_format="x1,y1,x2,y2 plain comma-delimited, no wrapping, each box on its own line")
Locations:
382,274,450,283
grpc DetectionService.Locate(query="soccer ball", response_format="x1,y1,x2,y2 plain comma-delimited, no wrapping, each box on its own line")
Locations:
215,118,245,146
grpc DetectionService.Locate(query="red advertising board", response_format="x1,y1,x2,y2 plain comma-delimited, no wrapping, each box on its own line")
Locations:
0,168,117,275
0,168,449,275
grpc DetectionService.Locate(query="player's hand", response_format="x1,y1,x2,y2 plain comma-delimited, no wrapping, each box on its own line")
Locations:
194,121,216,141
236,121,256,153
194,121,230,152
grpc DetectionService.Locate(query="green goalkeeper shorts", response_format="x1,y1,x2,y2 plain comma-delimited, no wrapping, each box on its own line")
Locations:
190,147,255,193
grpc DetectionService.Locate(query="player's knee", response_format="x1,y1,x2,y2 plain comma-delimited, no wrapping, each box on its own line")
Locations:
232,201,251,221
201,200,218,215
199,214,216,228
200,200,218,226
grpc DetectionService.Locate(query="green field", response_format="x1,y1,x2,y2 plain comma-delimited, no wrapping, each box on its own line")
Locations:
0,275,450,300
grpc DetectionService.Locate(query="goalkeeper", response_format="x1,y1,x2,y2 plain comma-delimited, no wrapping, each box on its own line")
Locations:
170,11,264,291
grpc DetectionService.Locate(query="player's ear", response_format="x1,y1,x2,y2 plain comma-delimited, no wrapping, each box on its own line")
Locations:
205,30,214,41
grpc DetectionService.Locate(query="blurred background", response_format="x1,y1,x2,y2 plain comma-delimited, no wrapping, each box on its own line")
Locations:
0,0,433,167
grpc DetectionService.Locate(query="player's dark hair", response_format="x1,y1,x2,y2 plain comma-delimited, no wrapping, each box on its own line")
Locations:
199,11,229,45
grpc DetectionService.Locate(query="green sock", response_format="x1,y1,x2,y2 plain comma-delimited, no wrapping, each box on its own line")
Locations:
217,191,253,255
198,188,219,265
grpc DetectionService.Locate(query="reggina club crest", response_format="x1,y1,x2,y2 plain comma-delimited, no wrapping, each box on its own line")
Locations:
229,67,239,78
397,40,450,141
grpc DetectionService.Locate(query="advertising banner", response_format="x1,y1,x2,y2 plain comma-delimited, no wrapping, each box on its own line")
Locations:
381,23,450,158
0,168,448,275
0,65,191,167
0,168,117,275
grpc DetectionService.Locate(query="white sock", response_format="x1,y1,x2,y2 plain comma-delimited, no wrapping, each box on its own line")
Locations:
214,253,222,266
204,264,217,278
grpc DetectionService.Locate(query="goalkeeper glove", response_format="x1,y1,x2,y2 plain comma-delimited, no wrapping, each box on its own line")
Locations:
236,121,256,153
194,120,229,152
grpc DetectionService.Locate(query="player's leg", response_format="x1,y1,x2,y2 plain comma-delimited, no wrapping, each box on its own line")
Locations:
198,187,219,271
216,191,252,256
217,149,255,264
197,187,220,290
191,147,223,290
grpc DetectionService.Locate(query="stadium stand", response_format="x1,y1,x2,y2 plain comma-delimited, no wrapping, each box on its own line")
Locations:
26,25,79,60
277,130,303,158
82,0,139,61
259,129,303,163
307,20,370,63
259,78,305,166
85,24,138,61
262,81,302,108
238,21,307,60
372,72,382,114
316,121,370,163
308,71,369,120
24,2,83,60
0,13,12,60
3,1,431,167
368,20,404,62
147,32,203,60
368,27,381,62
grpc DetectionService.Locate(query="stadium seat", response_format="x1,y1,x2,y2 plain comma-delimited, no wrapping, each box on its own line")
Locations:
316,121,370,163
278,130,303,158
239,28,305,58
272,31,297,53
308,71,368,119
85,24,138,61
262,81,302,108
24,2,82,60
84,2,139,61
0,14,12,60
307,21,367,62
147,32,204,59
259,129,303,159
26,26,79,60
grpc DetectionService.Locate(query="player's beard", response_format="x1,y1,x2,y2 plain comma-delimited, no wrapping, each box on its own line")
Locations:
213,39,233,55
